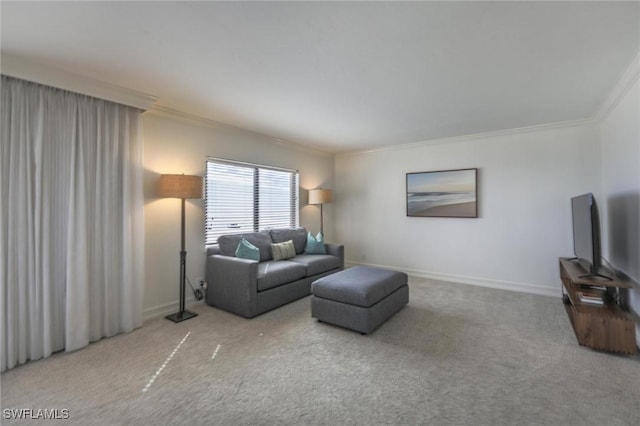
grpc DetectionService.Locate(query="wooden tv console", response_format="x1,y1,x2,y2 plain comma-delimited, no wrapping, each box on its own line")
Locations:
559,258,637,354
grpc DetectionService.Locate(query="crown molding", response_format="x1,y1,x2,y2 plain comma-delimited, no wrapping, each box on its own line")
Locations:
336,117,596,157
595,51,640,122
1,54,158,110
148,105,334,158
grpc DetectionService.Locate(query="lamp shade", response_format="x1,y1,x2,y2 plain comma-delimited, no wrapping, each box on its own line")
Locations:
308,189,332,205
159,174,203,199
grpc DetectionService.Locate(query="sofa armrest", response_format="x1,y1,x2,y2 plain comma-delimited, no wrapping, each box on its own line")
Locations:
325,243,345,269
206,254,259,318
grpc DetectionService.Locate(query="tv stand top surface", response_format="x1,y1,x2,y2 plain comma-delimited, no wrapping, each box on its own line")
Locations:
578,271,613,281
560,258,631,289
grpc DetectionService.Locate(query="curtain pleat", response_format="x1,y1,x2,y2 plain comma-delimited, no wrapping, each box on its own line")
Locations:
1,76,144,371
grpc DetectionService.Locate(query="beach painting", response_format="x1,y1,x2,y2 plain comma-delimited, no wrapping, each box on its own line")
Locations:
406,168,477,218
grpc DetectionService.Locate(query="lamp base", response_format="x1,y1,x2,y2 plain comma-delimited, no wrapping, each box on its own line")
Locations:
165,310,198,323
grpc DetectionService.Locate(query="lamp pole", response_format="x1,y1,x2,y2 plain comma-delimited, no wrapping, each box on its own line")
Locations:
159,174,202,323
166,195,198,323
179,197,188,315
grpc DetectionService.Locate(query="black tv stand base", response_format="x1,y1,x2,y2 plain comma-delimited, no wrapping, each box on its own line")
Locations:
566,257,613,280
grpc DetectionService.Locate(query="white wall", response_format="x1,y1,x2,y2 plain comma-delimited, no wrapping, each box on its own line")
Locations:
600,78,640,280
599,76,640,343
335,124,599,296
142,109,334,318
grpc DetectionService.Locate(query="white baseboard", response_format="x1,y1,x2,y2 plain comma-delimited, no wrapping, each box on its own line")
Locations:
345,261,560,298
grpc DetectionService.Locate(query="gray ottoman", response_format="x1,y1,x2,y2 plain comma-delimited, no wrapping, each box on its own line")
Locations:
311,266,409,334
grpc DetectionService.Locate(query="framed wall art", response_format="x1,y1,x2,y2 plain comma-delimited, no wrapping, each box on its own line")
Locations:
406,168,478,218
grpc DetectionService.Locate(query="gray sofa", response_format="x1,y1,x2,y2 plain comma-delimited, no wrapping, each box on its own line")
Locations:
205,227,344,318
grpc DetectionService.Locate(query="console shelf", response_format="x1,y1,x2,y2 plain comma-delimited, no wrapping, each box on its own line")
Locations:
559,257,637,354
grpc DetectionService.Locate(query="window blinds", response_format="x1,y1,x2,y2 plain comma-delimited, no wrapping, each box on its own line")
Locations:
205,159,299,245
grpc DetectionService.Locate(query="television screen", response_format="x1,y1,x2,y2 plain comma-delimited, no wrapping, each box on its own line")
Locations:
571,193,603,277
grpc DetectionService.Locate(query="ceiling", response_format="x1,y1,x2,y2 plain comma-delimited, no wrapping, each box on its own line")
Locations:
1,1,638,153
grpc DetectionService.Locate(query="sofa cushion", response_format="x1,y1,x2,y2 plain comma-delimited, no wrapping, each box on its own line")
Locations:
304,232,326,254
289,254,341,276
218,231,273,262
235,238,260,261
257,261,307,291
270,227,307,254
271,240,296,261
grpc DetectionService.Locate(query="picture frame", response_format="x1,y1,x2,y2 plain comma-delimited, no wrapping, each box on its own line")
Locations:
406,168,478,218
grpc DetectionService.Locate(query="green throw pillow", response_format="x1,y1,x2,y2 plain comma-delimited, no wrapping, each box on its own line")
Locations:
304,232,326,254
271,239,296,261
235,238,260,261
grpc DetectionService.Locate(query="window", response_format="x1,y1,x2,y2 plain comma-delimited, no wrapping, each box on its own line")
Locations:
205,159,299,245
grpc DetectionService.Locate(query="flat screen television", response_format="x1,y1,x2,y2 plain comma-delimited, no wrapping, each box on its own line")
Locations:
571,193,608,279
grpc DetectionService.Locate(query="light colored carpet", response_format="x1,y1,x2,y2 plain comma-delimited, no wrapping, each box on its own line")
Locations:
2,276,639,425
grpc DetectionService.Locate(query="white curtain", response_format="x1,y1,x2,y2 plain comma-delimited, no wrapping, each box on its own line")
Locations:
1,76,144,372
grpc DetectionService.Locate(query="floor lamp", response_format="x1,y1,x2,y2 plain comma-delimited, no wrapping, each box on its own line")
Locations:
159,174,203,323
308,189,332,236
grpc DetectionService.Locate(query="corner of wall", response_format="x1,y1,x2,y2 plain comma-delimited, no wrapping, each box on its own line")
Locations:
595,51,640,123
